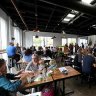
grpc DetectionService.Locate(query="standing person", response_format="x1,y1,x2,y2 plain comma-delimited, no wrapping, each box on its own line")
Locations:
64,44,69,53
0,58,34,96
15,43,21,62
69,43,74,55
75,43,79,53
81,43,84,49
16,43,21,55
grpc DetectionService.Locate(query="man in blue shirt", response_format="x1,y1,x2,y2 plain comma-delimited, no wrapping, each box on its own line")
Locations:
0,58,34,96
6,42,21,68
6,42,16,57
6,42,17,67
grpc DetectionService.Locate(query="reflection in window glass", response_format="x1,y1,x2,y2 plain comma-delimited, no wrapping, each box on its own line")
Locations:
68,38,76,45
62,38,67,46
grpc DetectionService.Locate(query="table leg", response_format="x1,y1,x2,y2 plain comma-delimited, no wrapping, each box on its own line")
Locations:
62,79,65,96
54,81,57,96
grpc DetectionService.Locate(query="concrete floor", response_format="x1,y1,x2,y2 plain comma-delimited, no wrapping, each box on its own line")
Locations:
64,77,96,96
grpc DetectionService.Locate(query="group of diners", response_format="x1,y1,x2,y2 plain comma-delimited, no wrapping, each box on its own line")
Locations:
0,54,57,96
2,41,96,95
71,47,96,76
0,42,58,96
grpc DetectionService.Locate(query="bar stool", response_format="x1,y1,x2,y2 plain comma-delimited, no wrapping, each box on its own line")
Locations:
8,56,15,73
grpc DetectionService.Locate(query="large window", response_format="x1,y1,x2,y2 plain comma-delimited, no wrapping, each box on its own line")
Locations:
68,38,76,45
0,18,7,49
62,38,67,46
45,37,53,47
33,36,53,48
79,39,87,46
14,27,20,45
0,18,7,60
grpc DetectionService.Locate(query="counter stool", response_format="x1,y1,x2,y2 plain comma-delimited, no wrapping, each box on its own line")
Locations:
8,56,15,73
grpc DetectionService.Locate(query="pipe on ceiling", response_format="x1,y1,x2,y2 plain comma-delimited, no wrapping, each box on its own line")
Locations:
10,0,28,30
39,0,96,17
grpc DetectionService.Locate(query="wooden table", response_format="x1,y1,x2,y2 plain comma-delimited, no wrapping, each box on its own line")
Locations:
23,76,53,89
52,66,81,96
0,50,6,54
23,66,80,96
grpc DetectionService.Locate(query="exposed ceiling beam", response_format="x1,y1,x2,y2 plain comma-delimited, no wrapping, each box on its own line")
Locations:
45,7,56,31
38,0,96,17
10,0,28,30
75,17,94,27
18,0,68,13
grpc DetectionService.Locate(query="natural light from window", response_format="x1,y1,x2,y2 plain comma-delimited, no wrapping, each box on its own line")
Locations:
82,0,93,4
79,39,87,46
0,18,7,49
62,38,67,46
33,36,53,48
14,27,20,45
68,38,76,45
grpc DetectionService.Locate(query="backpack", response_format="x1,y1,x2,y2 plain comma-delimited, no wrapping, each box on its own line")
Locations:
41,84,54,96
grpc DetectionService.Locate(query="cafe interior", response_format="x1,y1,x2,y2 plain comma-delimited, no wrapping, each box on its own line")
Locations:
0,0,96,96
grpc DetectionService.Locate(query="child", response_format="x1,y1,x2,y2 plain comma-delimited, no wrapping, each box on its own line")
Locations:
48,59,57,70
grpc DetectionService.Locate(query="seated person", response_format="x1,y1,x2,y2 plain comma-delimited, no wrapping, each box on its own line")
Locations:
36,46,44,56
48,59,57,70
38,59,45,71
74,48,83,72
16,43,21,55
6,42,16,58
82,48,95,74
25,54,45,74
23,48,32,63
0,58,34,96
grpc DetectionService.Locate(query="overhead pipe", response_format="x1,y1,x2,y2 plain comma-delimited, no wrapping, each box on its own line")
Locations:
10,0,28,30
39,0,96,17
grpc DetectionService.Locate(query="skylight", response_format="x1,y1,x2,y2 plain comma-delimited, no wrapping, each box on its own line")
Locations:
62,18,70,22
82,0,93,4
67,14,75,18
62,10,79,23
71,10,79,14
